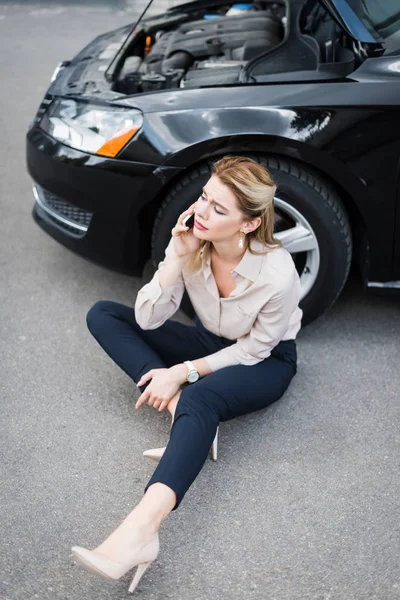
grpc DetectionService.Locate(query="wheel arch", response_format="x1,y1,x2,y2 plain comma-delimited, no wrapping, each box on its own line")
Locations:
139,137,368,273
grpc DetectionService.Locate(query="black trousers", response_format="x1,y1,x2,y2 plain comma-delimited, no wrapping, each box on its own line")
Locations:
87,301,298,510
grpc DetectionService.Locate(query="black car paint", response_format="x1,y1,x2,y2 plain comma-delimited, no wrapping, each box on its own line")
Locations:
27,127,177,271
26,0,400,289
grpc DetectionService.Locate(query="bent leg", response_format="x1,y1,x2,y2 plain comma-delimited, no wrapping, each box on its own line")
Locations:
144,341,297,510
86,300,230,391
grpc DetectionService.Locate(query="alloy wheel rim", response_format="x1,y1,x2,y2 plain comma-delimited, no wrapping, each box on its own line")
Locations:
273,196,320,300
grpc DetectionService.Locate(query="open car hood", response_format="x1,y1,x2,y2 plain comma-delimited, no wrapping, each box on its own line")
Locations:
46,0,386,100
318,0,382,44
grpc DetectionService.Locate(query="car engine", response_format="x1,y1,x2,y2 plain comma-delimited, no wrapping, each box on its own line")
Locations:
116,3,285,94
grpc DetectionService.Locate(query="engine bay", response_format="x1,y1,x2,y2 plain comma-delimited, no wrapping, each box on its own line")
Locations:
115,2,286,94
112,0,356,95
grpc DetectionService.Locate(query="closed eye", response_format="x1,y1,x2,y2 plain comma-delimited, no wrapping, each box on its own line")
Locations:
200,194,225,215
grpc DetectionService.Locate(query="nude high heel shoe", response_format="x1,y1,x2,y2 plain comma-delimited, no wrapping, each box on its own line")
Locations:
143,426,219,462
71,530,159,594
211,425,218,461
142,447,167,461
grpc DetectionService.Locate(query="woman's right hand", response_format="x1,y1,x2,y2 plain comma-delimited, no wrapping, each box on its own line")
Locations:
171,203,201,258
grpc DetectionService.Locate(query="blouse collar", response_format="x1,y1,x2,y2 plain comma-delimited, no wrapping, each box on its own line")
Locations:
200,238,267,283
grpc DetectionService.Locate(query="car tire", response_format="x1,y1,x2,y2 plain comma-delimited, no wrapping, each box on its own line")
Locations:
151,156,352,326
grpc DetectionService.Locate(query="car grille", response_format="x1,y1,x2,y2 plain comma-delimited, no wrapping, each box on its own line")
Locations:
33,185,92,238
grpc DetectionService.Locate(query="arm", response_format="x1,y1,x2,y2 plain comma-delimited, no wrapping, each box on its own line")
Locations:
134,237,188,330
200,273,301,373
170,357,214,385
168,274,301,386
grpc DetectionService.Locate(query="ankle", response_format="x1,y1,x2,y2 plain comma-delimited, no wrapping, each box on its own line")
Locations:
124,512,160,534
125,484,176,532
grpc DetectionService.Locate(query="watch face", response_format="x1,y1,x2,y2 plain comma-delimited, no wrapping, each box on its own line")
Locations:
188,371,199,383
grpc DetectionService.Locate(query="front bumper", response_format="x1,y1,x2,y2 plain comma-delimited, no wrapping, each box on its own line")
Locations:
33,184,93,237
26,127,175,273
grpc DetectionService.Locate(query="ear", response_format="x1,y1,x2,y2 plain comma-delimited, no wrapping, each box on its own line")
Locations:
243,217,261,234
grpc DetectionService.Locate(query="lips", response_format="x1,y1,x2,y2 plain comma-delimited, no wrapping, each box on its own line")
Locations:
194,219,208,230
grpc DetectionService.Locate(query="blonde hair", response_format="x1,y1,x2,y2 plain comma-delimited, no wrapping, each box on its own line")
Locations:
187,155,282,272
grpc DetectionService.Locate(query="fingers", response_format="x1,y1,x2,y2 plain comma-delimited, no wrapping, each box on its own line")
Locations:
158,399,170,412
135,392,169,411
171,203,198,237
150,398,168,412
137,370,153,387
178,205,197,226
135,393,148,409
171,223,189,237
182,204,196,217
136,391,153,409
148,396,158,407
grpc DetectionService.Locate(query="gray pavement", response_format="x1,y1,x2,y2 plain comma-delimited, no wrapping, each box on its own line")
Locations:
0,3,399,600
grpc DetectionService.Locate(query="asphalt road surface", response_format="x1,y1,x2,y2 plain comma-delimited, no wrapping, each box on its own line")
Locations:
0,3,399,600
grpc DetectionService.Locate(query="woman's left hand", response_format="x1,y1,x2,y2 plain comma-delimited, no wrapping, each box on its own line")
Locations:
135,365,187,411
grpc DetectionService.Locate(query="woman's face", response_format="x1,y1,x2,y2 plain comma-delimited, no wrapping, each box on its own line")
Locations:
193,175,248,242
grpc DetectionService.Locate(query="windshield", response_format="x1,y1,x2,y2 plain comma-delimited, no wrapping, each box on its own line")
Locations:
345,0,400,46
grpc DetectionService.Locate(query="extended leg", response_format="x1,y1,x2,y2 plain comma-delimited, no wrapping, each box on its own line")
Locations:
86,342,297,564
145,343,297,510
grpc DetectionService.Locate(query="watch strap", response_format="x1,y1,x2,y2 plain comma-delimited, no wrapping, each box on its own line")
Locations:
184,360,199,382
184,360,196,373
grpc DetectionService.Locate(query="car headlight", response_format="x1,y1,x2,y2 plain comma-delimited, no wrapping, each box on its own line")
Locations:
40,98,143,157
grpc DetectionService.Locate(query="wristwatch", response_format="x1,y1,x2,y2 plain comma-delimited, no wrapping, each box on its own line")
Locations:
183,360,200,383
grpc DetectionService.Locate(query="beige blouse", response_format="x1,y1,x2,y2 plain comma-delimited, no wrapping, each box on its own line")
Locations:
135,237,303,372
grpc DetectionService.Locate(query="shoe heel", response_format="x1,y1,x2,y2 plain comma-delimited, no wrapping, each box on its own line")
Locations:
143,447,165,461
210,426,219,461
128,560,153,594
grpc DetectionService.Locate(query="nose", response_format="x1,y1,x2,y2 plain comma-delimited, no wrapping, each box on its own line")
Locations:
195,201,209,221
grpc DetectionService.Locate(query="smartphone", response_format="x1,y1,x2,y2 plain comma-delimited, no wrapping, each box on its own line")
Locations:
182,212,195,229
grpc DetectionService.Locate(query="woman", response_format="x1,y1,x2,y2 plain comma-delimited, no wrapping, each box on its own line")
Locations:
71,156,303,594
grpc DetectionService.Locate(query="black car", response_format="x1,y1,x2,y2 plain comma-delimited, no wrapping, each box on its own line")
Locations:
26,0,400,325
